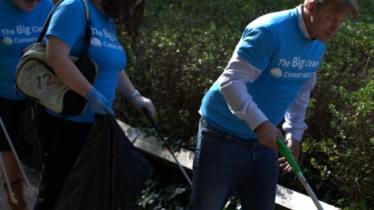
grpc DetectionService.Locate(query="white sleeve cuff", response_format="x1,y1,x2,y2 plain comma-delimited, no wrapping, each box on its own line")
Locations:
284,129,304,142
231,102,268,131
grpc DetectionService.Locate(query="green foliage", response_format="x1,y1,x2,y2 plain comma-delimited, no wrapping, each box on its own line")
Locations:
302,15,374,209
136,161,191,209
114,0,374,209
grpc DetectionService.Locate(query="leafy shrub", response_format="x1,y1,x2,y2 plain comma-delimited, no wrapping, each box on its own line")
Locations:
302,17,374,209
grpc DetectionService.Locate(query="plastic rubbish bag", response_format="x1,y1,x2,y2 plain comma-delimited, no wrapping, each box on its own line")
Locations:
53,115,153,210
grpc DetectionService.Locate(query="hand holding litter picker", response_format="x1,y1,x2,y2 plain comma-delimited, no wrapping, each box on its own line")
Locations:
277,138,301,173
276,138,325,210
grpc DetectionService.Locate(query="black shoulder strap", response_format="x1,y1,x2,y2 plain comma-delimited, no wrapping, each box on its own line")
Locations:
36,0,91,54
81,0,92,56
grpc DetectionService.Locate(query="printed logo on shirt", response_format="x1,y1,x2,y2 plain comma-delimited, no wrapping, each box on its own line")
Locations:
91,27,122,50
270,67,313,79
1,25,42,45
278,57,320,69
272,56,320,78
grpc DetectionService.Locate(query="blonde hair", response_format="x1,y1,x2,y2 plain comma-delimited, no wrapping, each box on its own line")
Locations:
304,0,359,19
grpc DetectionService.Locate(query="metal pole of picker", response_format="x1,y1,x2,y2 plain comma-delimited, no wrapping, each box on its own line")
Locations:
276,138,324,210
142,107,192,186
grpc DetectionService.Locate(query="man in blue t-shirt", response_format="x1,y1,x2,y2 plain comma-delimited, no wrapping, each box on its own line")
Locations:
188,1,359,209
0,0,53,209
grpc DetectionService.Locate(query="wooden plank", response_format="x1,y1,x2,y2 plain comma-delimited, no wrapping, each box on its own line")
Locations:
275,185,341,210
117,120,194,169
117,120,340,210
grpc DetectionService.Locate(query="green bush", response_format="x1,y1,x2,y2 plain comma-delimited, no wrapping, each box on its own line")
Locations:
302,18,374,209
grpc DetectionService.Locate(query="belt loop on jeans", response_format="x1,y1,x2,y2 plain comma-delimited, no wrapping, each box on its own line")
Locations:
200,118,231,137
200,117,209,129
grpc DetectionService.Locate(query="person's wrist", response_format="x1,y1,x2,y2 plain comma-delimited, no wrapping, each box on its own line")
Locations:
85,88,97,100
127,90,141,101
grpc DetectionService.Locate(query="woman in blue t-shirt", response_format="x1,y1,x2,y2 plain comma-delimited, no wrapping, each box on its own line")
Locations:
0,0,53,209
33,0,155,209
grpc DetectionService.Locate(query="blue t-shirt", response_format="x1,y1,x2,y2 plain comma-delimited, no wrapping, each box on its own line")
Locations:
0,0,53,99
201,7,326,139
46,0,126,122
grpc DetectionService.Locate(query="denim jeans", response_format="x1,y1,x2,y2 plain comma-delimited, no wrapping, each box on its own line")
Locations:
187,119,278,210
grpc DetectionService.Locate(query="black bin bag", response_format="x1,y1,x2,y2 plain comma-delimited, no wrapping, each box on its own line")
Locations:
53,115,153,210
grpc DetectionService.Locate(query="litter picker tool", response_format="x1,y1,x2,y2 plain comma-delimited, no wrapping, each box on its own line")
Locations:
0,116,34,202
276,138,324,210
142,107,192,186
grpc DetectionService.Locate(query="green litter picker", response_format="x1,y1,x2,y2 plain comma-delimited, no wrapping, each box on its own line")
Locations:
276,138,324,210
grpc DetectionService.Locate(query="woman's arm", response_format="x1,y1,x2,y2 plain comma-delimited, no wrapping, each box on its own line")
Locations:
46,35,93,97
117,70,155,116
116,70,138,98
46,35,113,115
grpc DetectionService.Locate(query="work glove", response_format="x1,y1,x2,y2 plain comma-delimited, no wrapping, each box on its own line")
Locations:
126,90,155,117
130,96,155,117
85,88,114,115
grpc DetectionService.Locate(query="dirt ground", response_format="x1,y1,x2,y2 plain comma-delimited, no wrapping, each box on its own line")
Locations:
0,167,40,210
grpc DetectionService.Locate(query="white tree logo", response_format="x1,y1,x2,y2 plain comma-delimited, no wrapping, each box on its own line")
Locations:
90,37,102,47
3,37,13,45
270,68,282,78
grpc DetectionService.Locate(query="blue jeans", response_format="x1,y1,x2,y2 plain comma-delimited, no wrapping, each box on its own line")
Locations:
187,119,278,210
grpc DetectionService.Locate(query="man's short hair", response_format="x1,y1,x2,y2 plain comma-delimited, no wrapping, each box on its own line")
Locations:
304,0,359,19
